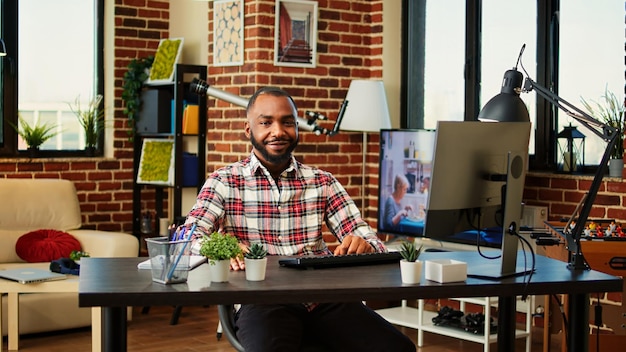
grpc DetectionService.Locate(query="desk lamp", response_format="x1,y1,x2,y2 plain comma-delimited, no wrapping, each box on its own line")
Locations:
480,45,619,271
340,80,392,216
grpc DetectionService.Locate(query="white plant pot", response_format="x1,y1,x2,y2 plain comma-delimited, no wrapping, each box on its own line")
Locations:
608,158,624,178
244,257,268,281
400,259,423,284
209,259,231,282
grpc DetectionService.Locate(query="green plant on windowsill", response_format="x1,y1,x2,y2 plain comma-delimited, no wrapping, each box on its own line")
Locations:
69,94,104,152
580,87,626,160
8,115,58,151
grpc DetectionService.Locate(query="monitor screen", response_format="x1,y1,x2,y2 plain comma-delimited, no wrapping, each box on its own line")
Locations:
377,129,436,239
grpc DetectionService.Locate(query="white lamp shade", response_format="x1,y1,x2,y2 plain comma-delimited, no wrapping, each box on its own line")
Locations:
340,80,392,132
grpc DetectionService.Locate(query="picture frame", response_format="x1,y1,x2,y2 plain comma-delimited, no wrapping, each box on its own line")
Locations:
137,139,175,186
213,0,244,67
274,0,317,68
147,38,184,85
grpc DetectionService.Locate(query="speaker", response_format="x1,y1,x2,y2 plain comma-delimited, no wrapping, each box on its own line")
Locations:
136,89,173,134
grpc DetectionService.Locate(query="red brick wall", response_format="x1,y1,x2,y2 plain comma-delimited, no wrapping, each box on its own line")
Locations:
0,0,386,235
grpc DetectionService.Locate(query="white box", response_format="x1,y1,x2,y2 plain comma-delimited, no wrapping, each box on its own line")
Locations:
425,259,467,283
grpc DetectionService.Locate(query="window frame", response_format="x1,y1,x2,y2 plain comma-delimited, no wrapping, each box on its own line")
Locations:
0,0,104,158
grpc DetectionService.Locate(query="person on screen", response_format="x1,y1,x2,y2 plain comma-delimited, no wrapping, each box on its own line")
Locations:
180,87,416,352
419,176,430,196
382,174,414,229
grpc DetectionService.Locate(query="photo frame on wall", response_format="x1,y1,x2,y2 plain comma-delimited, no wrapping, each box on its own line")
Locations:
213,0,244,67
274,0,318,68
137,139,175,186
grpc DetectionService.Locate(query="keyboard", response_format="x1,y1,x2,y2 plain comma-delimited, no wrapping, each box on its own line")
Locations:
278,252,402,269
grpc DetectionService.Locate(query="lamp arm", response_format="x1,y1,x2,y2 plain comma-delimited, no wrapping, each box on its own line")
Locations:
523,77,620,270
190,78,341,136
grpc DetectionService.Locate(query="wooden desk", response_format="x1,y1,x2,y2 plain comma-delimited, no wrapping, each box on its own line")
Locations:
78,252,622,352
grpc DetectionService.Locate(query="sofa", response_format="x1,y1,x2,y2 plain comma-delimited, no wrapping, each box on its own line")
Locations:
0,178,139,336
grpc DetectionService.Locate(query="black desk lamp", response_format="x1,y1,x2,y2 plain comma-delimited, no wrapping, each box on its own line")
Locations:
479,46,619,271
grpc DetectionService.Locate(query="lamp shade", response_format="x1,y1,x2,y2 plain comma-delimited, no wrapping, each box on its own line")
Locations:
477,69,530,122
340,80,392,132
0,39,6,57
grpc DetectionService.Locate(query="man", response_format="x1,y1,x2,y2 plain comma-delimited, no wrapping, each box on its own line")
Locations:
183,87,416,352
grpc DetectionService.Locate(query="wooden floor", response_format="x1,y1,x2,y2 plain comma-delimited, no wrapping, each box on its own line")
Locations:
3,305,561,352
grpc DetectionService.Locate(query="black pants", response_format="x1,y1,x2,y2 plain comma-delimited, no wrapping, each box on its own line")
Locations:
234,302,416,352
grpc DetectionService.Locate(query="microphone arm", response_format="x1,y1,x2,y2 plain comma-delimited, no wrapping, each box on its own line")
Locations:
190,78,343,136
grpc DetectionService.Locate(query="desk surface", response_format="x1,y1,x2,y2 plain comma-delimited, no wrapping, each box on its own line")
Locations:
78,251,622,308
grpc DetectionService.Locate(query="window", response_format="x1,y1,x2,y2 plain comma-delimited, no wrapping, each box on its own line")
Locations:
0,0,103,157
403,0,624,170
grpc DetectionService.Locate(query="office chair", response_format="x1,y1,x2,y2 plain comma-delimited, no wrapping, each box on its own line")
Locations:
217,304,330,352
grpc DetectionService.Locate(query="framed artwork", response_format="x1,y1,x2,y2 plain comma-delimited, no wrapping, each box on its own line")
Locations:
274,0,317,68
147,38,184,84
137,139,175,186
213,0,244,67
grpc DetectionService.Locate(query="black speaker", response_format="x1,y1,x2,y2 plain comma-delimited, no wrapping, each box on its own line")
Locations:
136,89,173,134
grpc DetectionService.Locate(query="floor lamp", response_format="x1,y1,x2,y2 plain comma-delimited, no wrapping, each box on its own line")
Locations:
340,80,392,217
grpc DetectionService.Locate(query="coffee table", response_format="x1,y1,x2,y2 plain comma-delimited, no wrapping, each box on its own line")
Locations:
0,263,101,352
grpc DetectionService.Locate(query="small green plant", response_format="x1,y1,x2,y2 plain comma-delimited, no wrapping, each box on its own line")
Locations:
244,243,268,259
199,232,242,265
69,250,90,261
70,94,104,149
8,115,58,149
581,87,626,159
399,241,423,262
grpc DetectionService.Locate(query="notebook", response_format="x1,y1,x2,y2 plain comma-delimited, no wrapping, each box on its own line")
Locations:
0,267,67,284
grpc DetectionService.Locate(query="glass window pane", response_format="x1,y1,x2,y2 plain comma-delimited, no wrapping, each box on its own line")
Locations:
481,0,537,155
559,0,623,165
423,0,466,129
18,0,96,151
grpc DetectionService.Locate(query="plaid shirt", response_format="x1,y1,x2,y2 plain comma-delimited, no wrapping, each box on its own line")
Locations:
184,153,386,256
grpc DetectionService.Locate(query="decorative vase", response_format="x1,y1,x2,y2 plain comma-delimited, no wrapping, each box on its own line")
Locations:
400,260,423,284
27,147,39,158
608,158,624,178
209,259,231,282
85,146,96,157
244,257,268,281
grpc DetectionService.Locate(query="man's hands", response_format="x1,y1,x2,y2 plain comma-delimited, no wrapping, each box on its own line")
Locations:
333,235,375,256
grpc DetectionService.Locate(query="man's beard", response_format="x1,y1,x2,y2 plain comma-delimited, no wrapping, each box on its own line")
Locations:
250,132,298,165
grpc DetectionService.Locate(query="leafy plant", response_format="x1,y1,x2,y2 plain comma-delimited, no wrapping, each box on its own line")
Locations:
199,232,242,265
69,250,90,261
121,56,154,139
399,241,423,262
581,87,626,159
8,115,58,149
244,243,268,259
70,94,104,149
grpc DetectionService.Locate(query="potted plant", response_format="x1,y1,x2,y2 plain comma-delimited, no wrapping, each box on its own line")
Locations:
8,115,58,157
244,243,268,281
121,56,154,139
581,87,626,177
199,232,242,282
70,94,104,155
69,250,90,264
399,241,423,284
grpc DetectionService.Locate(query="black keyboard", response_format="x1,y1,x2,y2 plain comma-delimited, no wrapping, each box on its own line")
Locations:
278,252,402,269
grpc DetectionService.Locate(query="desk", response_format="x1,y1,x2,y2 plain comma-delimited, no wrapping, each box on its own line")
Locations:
78,252,622,352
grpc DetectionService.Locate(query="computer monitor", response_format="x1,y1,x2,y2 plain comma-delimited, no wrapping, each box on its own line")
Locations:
424,121,531,278
377,129,436,239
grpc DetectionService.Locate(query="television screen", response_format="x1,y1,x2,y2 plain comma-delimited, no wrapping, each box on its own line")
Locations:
377,129,436,239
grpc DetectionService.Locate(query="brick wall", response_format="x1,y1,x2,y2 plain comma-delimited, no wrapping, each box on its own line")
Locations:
0,0,386,235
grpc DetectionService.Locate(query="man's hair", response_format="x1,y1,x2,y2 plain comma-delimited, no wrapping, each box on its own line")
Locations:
246,86,297,114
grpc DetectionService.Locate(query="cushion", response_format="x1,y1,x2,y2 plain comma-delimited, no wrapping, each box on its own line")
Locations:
15,229,82,263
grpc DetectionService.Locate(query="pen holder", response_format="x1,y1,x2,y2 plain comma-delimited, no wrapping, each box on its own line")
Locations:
145,237,192,284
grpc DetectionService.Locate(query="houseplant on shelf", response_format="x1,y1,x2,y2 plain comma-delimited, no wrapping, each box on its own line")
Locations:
121,56,154,140
581,87,626,177
70,94,104,155
199,232,242,282
243,243,268,281
399,241,424,284
8,115,58,157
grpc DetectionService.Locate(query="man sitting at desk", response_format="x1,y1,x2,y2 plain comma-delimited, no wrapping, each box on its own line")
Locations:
182,87,415,352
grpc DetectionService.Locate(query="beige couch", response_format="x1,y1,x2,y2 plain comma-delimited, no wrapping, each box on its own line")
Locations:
0,178,139,336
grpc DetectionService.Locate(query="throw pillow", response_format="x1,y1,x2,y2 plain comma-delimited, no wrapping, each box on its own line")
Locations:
16,229,82,263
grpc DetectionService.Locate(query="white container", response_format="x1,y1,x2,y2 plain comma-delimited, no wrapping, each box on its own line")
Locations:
425,259,467,283
399,260,423,284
